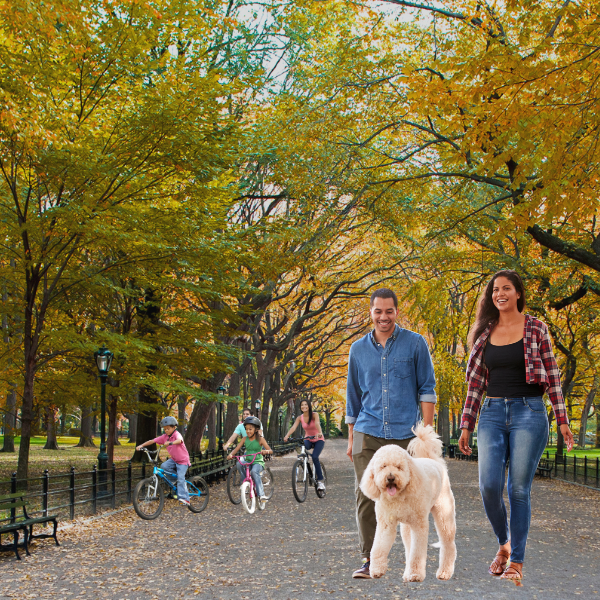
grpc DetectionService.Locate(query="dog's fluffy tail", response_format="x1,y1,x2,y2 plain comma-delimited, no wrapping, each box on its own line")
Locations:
407,422,445,464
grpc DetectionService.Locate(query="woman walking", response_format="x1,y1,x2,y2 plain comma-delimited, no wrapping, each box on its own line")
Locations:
284,399,326,491
459,270,574,584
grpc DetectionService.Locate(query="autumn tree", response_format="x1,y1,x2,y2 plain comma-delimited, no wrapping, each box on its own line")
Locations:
0,0,249,479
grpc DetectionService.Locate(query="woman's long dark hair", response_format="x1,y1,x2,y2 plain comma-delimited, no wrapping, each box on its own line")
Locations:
468,270,526,349
300,398,314,424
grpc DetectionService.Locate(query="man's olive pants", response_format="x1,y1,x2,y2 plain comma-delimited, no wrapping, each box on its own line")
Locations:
352,431,413,560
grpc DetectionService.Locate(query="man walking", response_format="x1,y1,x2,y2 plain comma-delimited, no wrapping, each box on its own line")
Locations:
346,288,437,578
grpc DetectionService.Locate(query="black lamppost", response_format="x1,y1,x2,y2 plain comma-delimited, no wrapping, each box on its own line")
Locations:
217,385,226,452
278,407,284,442
94,345,113,491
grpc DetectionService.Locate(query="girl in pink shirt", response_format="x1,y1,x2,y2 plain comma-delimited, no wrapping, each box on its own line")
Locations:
136,416,191,505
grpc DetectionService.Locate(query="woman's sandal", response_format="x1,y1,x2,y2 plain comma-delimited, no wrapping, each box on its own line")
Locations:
501,562,523,587
488,548,511,576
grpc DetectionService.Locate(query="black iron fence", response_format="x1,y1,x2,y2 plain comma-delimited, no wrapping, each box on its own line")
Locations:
0,440,299,524
544,451,600,489
445,444,600,490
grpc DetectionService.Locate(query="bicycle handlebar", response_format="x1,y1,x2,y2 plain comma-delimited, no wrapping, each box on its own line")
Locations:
141,446,163,462
232,451,268,465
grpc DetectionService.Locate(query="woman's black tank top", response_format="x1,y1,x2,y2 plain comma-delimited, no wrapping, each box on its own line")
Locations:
484,338,544,398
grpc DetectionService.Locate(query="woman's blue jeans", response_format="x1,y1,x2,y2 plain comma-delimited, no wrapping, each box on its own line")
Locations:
477,397,548,563
304,440,325,481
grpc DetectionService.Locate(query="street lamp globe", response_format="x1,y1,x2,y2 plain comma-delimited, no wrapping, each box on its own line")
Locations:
94,345,114,376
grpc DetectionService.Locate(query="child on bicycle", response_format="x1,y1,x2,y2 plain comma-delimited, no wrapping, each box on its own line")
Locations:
226,416,272,502
136,416,191,506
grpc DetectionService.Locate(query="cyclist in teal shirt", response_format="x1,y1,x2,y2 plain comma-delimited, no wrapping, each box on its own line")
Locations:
224,408,263,451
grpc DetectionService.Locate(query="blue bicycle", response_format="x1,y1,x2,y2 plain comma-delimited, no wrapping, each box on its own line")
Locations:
133,448,209,520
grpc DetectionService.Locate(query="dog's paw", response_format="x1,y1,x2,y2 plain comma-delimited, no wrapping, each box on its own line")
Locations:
369,563,387,579
403,571,425,582
436,568,454,581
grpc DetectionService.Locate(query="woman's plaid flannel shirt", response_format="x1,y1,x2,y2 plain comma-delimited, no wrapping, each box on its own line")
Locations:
460,314,569,432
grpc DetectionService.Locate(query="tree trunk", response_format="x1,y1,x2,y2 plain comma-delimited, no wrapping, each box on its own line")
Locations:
439,403,451,446
207,404,216,451
43,406,60,450
127,412,137,444
185,400,214,454
325,408,332,439
1,387,17,453
114,416,121,446
294,396,305,438
578,382,597,448
76,405,96,447
261,372,271,431
556,351,577,460
596,402,600,449
16,359,36,482
132,385,159,462
59,405,67,435
107,393,118,468
2,266,17,454
284,397,294,432
177,395,188,434
224,371,241,440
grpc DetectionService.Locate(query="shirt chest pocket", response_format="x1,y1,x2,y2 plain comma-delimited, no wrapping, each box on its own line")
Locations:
394,357,413,379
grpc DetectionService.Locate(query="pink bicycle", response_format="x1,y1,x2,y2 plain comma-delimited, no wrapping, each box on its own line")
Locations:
233,452,272,514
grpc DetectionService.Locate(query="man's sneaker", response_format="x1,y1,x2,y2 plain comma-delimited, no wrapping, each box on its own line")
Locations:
179,498,190,506
260,495,268,502
352,560,371,579
317,481,326,491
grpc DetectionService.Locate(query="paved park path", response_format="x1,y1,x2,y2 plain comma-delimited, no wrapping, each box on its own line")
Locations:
2,439,599,600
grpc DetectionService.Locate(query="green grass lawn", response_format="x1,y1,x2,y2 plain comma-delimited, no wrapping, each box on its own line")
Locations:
0,436,137,480
543,445,600,459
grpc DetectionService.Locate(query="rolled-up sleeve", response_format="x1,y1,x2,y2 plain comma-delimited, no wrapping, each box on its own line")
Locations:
416,336,437,404
346,346,361,424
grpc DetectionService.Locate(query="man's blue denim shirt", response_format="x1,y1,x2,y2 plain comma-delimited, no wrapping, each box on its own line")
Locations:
346,325,437,440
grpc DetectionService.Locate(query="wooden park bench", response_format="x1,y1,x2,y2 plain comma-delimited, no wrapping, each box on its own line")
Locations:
536,458,553,478
0,492,60,560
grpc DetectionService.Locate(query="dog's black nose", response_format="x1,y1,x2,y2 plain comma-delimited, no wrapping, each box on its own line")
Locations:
386,473,395,482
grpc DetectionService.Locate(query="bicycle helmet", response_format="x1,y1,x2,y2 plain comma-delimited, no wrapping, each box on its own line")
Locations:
242,416,261,429
160,416,178,427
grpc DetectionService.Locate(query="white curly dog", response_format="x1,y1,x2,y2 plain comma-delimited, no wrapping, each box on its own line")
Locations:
360,423,456,582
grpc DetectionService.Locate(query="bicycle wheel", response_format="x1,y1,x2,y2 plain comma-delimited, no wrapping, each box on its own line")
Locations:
241,481,256,514
133,476,165,520
187,476,209,513
227,467,242,505
261,467,274,500
316,462,327,498
292,459,308,503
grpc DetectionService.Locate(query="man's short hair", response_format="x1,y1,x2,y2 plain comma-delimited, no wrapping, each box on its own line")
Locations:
370,288,398,309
